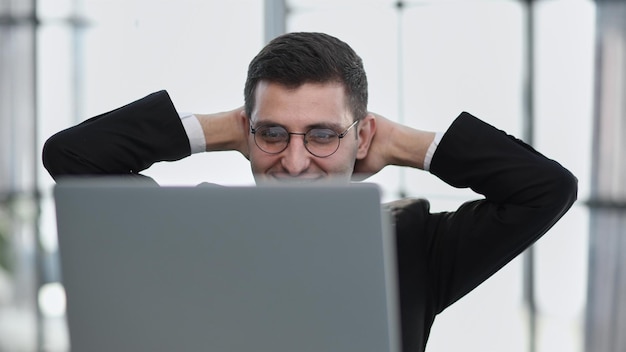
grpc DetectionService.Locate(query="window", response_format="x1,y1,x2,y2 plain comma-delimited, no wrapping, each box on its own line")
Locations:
0,1,594,351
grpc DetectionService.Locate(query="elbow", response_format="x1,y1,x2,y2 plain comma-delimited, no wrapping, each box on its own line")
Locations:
561,168,578,204
549,166,578,216
42,132,71,181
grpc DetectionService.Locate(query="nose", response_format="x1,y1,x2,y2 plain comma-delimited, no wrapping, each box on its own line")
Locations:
280,134,311,176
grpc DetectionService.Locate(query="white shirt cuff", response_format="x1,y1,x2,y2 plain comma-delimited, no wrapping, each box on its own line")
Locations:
179,112,206,154
423,132,444,172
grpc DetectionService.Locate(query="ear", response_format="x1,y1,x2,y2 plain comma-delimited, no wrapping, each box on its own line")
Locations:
238,107,252,160
239,108,250,133
356,113,376,159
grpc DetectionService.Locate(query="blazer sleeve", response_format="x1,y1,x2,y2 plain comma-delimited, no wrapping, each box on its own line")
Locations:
42,90,191,181
425,112,577,313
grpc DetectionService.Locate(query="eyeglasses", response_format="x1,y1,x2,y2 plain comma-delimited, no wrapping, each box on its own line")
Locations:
250,120,359,158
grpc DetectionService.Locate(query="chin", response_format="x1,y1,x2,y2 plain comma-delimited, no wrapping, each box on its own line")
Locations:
253,174,351,186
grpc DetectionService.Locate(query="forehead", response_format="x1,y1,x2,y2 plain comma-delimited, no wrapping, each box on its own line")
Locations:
252,81,353,126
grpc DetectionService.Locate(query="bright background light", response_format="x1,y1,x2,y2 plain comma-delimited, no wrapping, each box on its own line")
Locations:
0,1,597,351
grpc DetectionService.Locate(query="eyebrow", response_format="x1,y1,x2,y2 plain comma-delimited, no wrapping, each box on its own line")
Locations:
253,119,345,131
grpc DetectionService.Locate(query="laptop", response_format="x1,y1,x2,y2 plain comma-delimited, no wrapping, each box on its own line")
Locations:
54,179,400,352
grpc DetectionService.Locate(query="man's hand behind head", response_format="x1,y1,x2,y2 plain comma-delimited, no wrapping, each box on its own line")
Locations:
352,112,436,181
195,106,250,158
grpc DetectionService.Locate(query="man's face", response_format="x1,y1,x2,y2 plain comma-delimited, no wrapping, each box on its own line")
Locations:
247,81,366,184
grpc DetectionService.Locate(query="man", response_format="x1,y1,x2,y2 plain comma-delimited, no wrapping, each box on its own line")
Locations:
42,32,577,352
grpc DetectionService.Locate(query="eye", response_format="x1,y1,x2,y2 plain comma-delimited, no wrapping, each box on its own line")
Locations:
258,126,288,143
307,129,338,144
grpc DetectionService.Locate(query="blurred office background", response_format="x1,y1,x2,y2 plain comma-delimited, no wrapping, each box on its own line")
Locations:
0,0,623,351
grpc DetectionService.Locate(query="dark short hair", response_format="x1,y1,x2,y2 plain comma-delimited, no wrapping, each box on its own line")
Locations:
244,32,368,121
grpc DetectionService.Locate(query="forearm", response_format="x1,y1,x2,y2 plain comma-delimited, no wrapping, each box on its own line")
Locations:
430,112,577,208
42,91,190,181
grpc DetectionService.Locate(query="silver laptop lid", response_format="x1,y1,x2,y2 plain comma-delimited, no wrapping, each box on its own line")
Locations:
54,179,400,352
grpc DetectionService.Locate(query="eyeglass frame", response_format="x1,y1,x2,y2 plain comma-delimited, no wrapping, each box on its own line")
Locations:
250,119,360,158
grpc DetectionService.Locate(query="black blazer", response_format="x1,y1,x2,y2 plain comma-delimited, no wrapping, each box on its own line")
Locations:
42,90,577,352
